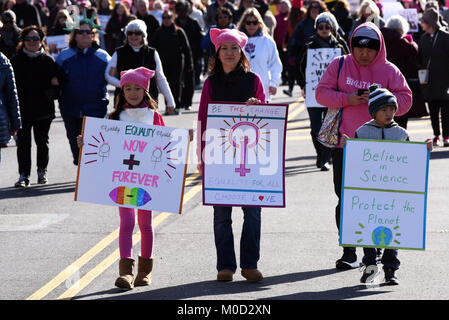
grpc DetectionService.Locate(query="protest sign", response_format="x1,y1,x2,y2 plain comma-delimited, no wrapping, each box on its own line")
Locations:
305,48,341,108
340,139,429,250
75,116,190,214
382,2,405,21
46,35,69,58
203,102,288,207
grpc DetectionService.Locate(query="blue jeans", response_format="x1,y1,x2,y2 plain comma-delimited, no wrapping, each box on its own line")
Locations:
213,206,261,273
363,248,400,270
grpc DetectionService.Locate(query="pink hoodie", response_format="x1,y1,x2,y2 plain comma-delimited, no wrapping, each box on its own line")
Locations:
315,22,412,148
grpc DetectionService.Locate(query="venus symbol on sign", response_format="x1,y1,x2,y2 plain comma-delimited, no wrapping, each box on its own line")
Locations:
220,113,271,177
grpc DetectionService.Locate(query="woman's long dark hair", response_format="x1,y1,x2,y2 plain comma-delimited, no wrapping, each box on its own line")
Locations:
208,46,251,75
109,88,158,120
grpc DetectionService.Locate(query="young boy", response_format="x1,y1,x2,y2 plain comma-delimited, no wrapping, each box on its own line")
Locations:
342,84,432,285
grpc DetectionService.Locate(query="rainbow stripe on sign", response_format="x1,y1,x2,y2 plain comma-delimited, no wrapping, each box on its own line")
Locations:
109,187,151,206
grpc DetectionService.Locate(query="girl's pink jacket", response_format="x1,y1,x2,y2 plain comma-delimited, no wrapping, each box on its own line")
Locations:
315,22,412,148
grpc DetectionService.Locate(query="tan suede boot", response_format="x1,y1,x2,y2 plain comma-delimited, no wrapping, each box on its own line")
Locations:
134,256,153,286
241,269,263,282
115,258,135,290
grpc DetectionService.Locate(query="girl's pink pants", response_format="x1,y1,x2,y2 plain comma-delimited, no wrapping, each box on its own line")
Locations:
118,207,153,259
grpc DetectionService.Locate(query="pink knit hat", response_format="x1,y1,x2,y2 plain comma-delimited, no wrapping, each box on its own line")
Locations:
210,28,248,51
120,67,155,91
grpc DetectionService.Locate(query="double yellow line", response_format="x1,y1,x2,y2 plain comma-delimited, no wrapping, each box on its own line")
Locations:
26,97,305,300
26,173,202,300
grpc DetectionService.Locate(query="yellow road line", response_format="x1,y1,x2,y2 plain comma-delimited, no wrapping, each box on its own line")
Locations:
26,172,201,301
57,183,203,300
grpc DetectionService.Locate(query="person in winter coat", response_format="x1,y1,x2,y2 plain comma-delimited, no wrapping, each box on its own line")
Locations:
274,0,290,85
349,0,385,37
197,28,266,283
286,0,327,97
204,0,237,27
238,7,282,101
0,10,21,59
47,9,72,36
175,0,204,107
418,8,449,147
0,49,20,161
381,15,427,129
105,19,176,115
56,19,111,166
104,2,132,55
315,22,412,271
11,26,62,187
298,12,348,171
201,6,236,57
135,0,159,44
12,0,42,28
152,10,193,110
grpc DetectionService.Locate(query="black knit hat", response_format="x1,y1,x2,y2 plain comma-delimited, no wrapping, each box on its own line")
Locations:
351,25,380,51
368,84,397,118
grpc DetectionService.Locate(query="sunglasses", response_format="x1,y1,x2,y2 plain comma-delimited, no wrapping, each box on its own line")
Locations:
317,24,331,31
2,20,13,24
127,31,142,36
162,16,172,19
310,4,320,9
24,36,40,42
245,20,258,26
77,29,93,35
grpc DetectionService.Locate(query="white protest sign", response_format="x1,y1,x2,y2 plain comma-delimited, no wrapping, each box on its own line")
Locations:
399,8,419,33
203,102,288,207
305,48,341,108
75,116,190,214
340,139,429,250
46,35,69,49
382,2,405,21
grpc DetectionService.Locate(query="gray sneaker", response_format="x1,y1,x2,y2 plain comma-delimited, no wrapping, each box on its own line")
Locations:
14,174,30,188
37,169,48,184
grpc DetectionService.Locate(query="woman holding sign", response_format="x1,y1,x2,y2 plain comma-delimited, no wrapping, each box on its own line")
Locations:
298,12,348,171
197,28,266,282
315,22,412,270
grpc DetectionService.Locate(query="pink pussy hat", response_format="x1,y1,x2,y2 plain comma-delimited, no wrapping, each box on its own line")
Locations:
120,67,155,91
210,28,248,51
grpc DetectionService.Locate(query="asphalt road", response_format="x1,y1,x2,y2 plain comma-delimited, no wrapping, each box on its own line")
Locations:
1,83,449,305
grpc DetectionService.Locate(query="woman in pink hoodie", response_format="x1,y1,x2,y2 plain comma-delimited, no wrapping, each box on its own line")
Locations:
315,22,412,270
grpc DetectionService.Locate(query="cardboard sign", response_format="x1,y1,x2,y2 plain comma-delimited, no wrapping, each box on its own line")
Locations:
203,102,288,207
75,116,190,214
305,48,341,108
340,139,429,250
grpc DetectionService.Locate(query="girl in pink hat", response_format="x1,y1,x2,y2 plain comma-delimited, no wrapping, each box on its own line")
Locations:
197,28,267,283
77,67,164,290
